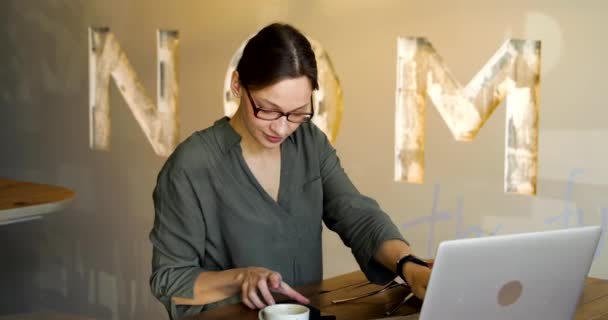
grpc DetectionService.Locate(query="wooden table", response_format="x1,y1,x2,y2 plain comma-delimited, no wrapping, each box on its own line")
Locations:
188,271,608,320
0,178,75,225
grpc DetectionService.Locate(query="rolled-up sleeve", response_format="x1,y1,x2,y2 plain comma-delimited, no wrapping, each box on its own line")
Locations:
149,164,207,319
315,128,406,285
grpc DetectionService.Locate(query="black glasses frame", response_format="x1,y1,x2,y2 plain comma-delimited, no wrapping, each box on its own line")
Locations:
245,89,314,123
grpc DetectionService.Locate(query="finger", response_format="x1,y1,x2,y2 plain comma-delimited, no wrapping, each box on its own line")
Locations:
268,272,282,289
258,278,276,305
241,281,255,309
248,281,267,309
275,281,310,305
421,269,431,287
411,282,427,300
417,287,427,299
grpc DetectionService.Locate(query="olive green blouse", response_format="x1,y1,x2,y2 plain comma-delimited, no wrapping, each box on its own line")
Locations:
149,117,405,319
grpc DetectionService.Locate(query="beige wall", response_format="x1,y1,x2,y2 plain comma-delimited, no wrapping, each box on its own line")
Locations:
1,1,607,319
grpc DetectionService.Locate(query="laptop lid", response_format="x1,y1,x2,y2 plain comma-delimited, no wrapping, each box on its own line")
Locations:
419,226,601,320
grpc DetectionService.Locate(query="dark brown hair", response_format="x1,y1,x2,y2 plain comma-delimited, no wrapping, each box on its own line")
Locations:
236,23,319,91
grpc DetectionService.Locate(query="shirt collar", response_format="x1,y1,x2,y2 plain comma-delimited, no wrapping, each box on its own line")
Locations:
213,117,241,153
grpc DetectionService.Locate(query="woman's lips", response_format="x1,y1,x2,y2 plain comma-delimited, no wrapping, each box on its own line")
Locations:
264,134,282,143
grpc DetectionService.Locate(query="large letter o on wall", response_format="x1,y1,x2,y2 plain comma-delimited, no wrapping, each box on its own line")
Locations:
223,37,343,144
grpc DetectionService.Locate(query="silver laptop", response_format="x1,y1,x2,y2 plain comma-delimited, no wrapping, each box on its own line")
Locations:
387,226,602,320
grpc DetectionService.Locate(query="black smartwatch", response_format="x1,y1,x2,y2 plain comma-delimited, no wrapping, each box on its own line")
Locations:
396,254,428,285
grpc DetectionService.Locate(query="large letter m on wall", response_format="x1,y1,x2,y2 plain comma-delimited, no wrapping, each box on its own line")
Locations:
89,27,179,157
395,38,541,195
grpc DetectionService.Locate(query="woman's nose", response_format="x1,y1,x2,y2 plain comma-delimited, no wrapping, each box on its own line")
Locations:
270,116,290,136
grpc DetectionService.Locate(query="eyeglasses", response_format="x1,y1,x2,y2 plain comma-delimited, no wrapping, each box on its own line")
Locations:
245,89,314,123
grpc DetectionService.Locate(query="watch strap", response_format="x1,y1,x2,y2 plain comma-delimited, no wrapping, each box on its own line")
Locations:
396,254,428,285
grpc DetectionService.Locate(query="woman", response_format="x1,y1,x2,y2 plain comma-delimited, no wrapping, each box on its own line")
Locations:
149,23,431,320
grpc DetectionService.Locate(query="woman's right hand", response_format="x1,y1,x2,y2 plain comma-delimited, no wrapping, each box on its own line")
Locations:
238,267,310,309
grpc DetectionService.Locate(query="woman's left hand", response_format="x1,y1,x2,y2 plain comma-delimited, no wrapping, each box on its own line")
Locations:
402,261,432,300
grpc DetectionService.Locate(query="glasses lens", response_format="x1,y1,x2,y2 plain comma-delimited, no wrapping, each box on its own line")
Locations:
287,114,313,123
256,110,283,120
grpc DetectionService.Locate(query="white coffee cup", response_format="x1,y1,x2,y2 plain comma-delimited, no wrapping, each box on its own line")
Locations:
258,303,310,320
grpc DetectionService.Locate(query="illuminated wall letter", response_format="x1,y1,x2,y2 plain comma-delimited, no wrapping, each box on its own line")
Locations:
395,38,541,195
89,27,179,157
224,38,343,143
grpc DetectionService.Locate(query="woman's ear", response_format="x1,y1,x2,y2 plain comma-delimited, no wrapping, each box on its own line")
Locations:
231,71,241,98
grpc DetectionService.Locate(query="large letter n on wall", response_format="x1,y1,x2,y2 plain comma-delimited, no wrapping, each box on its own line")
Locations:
89,27,179,157
395,38,541,195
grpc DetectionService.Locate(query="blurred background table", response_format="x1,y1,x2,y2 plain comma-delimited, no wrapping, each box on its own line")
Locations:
0,311,95,320
0,178,75,225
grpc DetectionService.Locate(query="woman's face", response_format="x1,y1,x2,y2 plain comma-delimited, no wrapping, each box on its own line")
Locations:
241,76,313,149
